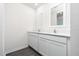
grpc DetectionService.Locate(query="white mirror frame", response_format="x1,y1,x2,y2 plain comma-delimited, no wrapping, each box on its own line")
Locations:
49,3,66,28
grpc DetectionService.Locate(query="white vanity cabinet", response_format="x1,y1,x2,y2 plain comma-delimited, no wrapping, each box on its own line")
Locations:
28,33,39,51
46,41,66,56
28,32,69,56
39,35,67,56
38,37,48,55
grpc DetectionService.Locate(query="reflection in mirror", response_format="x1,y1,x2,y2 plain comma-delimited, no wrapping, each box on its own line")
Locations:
51,7,57,26
57,11,63,25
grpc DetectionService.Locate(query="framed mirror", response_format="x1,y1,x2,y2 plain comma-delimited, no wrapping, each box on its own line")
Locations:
50,4,64,27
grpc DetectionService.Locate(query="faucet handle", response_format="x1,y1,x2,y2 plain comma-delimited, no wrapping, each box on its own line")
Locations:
54,29,56,33
38,29,40,32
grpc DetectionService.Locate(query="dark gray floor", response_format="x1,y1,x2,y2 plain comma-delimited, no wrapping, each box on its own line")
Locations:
6,47,41,56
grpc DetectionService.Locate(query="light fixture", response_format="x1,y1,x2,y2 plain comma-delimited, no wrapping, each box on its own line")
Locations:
35,3,38,6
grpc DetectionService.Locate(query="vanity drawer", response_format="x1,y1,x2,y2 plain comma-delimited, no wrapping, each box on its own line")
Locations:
39,34,67,44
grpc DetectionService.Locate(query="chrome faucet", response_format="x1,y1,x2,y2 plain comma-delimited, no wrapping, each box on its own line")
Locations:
38,29,40,32
54,29,56,33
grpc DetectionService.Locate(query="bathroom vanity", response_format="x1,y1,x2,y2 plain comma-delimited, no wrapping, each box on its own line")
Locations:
28,32,70,56
27,3,70,56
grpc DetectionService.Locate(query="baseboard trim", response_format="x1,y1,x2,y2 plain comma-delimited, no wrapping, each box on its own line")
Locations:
5,45,28,55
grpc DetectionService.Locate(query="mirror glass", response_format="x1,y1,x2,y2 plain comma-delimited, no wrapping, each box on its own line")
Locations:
50,4,64,26
57,11,63,25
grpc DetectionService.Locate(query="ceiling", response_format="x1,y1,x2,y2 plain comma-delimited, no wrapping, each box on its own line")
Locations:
23,3,47,9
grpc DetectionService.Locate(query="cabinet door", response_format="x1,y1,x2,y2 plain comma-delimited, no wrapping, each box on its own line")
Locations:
39,38,48,56
28,33,38,51
47,39,66,56
39,37,66,56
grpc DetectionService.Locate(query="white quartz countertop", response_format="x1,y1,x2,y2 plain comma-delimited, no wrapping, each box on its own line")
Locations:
28,32,70,38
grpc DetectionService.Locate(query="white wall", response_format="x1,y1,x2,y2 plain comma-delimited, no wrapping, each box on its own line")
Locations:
34,4,50,32
34,3,70,35
71,3,79,56
5,3,35,54
0,4,5,56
